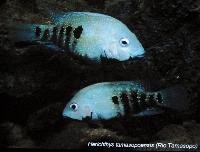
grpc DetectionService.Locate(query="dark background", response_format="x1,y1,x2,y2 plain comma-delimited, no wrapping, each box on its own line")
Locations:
0,0,200,150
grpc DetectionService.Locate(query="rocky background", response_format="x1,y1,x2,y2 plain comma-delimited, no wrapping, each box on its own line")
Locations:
0,0,200,150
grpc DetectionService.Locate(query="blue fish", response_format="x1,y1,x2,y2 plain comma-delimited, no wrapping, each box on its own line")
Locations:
10,12,145,62
62,81,188,121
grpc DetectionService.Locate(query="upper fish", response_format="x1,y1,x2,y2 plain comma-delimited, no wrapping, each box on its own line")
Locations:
62,81,189,121
10,12,145,62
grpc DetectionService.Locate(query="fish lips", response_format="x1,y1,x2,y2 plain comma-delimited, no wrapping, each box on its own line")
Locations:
63,112,70,119
136,53,145,58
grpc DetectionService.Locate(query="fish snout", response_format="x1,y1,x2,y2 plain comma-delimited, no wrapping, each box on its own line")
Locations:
130,47,145,59
62,110,69,118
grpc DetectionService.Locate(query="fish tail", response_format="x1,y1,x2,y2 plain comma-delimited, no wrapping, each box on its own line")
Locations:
9,23,55,43
158,85,189,111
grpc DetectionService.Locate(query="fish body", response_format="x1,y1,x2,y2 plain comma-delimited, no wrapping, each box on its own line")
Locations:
62,81,188,121
11,12,145,62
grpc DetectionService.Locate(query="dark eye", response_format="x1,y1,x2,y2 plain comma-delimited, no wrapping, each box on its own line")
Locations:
120,38,129,47
70,103,78,111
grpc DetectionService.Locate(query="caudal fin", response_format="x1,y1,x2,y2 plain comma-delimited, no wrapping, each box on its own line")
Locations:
158,85,189,111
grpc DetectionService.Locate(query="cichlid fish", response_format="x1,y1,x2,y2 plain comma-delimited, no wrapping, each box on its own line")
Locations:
10,12,144,62
62,81,188,121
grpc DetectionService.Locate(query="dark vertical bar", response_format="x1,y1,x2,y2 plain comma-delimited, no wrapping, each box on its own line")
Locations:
72,26,83,51
120,92,130,116
58,26,65,47
73,26,83,39
51,26,58,44
130,91,141,114
112,96,119,104
147,94,156,107
35,26,41,38
138,93,147,109
41,29,49,41
156,93,163,104
65,26,72,50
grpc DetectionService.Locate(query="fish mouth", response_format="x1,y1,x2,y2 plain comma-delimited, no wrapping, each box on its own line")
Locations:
63,116,74,120
63,114,70,119
136,53,145,58
63,111,71,119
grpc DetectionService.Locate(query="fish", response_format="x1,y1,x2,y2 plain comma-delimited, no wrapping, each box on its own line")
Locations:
10,12,145,62
62,81,189,121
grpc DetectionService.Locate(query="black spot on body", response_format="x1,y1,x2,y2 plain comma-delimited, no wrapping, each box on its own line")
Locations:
156,93,163,104
35,26,41,38
51,26,58,43
148,94,156,107
139,93,147,109
66,26,73,36
59,26,65,34
120,93,130,116
73,26,83,39
130,91,141,114
65,26,72,49
41,29,49,41
58,26,65,47
112,96,119,104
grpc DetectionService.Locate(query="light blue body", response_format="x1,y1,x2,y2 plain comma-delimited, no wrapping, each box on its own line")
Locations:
62,81,188,121
12,12,145,61
62,81,144,120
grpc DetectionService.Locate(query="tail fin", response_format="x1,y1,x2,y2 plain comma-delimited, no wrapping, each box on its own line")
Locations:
8,23,55,43
158,85,189,111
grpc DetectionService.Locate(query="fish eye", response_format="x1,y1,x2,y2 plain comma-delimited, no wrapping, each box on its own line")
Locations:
70,103,78,111
119,38,129,47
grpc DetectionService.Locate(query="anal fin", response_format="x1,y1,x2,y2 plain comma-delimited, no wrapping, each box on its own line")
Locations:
133,107,164,117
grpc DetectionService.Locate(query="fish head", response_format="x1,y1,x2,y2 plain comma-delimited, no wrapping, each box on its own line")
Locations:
63,83,120,121
62,95,95,121
103,20,145,61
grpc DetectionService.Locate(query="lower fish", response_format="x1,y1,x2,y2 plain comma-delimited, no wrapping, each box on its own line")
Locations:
62,81,189,121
